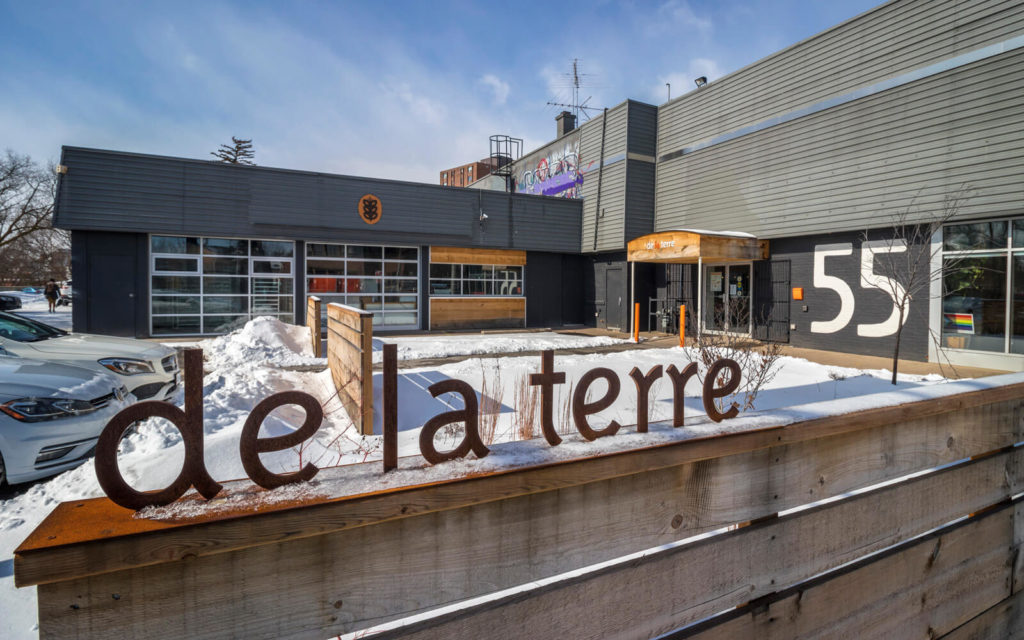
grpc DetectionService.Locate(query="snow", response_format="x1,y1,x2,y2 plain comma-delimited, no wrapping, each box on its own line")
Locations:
0,314,1013,638
3,291,73,331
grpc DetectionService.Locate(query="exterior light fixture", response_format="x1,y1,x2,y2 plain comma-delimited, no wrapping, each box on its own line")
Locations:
694,76,708,88
55,165,68,174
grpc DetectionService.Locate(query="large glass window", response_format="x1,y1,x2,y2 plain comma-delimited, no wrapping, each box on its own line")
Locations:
305,243,419,330
941,219,1024,354
430,263,523,297
151,235,295,335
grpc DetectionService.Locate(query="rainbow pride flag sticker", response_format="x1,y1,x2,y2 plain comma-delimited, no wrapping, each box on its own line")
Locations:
944,313,975,334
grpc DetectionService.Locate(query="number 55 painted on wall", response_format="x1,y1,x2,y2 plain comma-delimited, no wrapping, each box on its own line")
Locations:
810,240,908,337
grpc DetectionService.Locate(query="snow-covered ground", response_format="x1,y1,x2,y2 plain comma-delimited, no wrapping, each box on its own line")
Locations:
1,290,73,331
0,314,999,638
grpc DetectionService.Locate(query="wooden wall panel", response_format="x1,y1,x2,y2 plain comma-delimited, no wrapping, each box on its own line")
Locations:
429,297,526,330
305,296,322,358
326,303,372,435
429,246,526,265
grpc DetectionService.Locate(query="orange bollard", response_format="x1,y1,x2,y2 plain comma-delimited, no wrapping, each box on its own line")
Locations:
679,305,686,347
633,303,640,342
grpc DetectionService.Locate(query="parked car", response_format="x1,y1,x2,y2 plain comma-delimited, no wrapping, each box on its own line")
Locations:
21,287,38,294
0,293,21,311
0,311,181,401
0,355,131,484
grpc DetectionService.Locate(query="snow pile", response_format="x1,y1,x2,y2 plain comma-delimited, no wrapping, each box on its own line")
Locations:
202,316,323,368
372,331,626,363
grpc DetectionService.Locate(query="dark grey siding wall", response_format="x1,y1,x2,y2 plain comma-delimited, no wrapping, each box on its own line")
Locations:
627,102,658,157
655,0,1024,238
772,228,929,361
55,147,582,253
624,160,656,242
525,252,584,327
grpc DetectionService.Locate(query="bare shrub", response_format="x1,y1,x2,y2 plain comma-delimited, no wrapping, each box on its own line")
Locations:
557,381,575,436
513,373,539,441
691,301,783,412
479,360,504,446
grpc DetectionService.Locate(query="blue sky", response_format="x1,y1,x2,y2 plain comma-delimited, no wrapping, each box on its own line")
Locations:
0,0,880,182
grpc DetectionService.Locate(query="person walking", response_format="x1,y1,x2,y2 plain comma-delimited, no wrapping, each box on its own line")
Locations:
43,278,61,313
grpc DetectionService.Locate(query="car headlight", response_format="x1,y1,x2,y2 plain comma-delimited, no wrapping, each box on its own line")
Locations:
98,358,155,376
0,397,98,422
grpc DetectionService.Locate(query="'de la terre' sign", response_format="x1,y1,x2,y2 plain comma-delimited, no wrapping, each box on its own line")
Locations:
94,347,742,510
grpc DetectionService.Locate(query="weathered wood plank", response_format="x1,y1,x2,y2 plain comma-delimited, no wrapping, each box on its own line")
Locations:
429,297,526,330
939,584,1024,640
305,296,322,358
682,504,1016,640
16,386,1024,591
325,303,373,436
429,246,526,265
358,453,1024,640
29,431,1024,639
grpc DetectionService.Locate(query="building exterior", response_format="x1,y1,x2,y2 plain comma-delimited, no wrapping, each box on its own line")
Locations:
440,158,498,188
54,0,1024,371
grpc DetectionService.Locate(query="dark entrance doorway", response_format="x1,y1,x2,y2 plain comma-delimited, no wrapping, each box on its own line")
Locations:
88,254,137,336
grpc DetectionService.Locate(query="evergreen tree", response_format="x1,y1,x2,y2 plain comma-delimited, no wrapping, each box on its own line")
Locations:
211,137,255,165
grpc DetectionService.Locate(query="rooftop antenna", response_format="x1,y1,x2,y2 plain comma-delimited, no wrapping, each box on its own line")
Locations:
545,58,603,121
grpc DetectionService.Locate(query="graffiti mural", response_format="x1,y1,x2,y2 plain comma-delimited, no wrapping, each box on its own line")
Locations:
514,138,595,199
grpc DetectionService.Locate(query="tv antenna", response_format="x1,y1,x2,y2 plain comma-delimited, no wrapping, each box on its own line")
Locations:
545,58,602,121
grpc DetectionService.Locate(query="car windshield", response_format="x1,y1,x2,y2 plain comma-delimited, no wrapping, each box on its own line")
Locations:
0,313,67,342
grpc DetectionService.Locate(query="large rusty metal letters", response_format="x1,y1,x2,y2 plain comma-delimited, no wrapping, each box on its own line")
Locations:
383,343,398,472
239,391,323,490
572,367,622,441
529,350,567,446
628,365,663,433
703,359,742,422
95,348,223,510
419,379,490,465
665,363,699,427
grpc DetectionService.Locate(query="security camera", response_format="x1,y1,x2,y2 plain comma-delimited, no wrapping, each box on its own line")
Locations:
479,213,489,221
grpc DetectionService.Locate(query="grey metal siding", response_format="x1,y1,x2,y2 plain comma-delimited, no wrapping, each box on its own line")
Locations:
579,102,629,252
55,147,582,253
656,0,1024,157
525,252,584,327
655,45,1024,238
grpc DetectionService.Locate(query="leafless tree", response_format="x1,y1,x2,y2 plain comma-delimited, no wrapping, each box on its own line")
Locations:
860,185,973,384
211,137,255,165
0,151,56,251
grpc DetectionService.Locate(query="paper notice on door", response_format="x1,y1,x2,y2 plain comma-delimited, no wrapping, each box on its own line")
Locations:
729,284,737,296
711,273,723,292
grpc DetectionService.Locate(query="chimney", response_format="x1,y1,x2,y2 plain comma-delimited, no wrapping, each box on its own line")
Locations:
556,110,576,137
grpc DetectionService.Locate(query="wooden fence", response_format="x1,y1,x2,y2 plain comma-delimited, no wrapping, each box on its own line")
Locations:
306,295,322,358
326,302,373,436
14,379,1024,639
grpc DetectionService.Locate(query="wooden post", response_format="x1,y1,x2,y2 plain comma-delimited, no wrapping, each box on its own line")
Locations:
679,304,686,348
633,303,640,342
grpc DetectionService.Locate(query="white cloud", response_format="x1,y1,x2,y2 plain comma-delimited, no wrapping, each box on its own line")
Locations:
647,1,713,36
480,74,510,105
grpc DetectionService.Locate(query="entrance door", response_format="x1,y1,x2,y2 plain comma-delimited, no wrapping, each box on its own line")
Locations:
704,263,751,334
89,254,137,336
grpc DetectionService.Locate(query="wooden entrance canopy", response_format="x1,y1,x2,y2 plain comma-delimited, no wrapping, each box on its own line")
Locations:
627,229,769,263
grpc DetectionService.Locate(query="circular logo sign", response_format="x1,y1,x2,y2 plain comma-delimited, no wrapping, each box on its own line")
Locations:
358,194,382,225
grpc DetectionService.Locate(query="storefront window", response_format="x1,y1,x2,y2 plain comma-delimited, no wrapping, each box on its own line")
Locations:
305,243,419,330
941,255,1006,352
429,263,523,297
151,235,296,335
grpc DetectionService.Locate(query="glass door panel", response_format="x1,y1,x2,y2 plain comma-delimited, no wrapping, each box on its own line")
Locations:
705,266,727,331
728,264,750,333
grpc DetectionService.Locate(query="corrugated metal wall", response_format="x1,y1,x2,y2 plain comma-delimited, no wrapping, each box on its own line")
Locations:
655,0,1024,238
55,147,582,253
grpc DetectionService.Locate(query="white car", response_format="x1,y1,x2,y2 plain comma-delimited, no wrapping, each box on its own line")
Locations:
0,356,132,484
0,311,181,401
